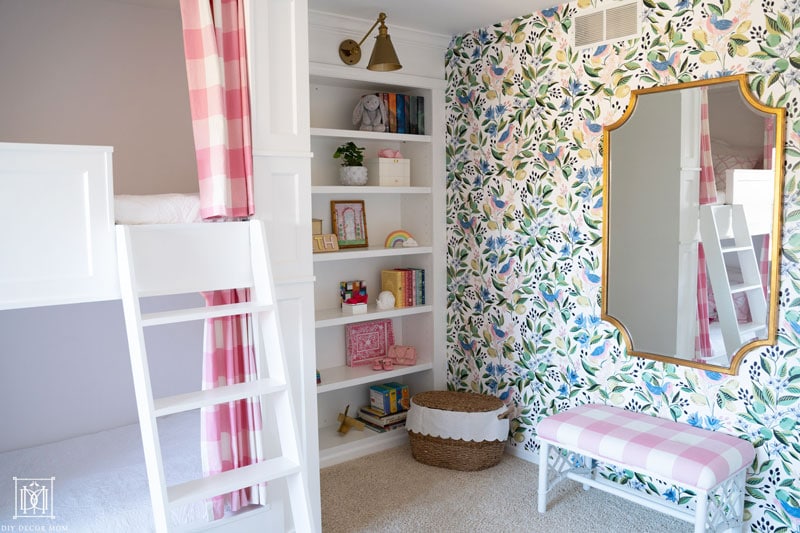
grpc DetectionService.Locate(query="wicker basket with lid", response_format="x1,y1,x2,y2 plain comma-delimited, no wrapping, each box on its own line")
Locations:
406,390,509,471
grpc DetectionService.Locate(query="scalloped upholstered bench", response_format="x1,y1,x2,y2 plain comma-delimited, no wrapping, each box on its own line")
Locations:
537,404,755,533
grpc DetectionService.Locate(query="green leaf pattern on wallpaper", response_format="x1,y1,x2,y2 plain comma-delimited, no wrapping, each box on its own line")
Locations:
445,0,800,529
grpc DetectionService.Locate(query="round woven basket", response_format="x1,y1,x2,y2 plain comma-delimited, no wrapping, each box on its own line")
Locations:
407,391,508,471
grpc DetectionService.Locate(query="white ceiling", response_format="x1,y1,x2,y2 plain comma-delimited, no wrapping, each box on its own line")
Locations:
308,0,561,37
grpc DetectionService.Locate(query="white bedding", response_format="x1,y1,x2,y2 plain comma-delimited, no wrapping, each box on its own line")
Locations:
0,411,207,532
115,193,202,225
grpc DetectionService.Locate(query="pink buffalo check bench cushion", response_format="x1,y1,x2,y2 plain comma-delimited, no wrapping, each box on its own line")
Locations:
537,404,755,491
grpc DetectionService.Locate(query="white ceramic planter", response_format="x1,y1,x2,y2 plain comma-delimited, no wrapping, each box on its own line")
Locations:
339,166,368,186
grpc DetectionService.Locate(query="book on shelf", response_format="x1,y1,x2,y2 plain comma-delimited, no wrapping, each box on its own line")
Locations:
380,269,406,309
358,405,408,427
359,418,407,433
369,382,409,414
396,94,406,134
381,268,426,308
374,92,425,135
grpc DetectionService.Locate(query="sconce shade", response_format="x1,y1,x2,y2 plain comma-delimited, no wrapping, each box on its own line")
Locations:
338,12,402,71
367,25,401,71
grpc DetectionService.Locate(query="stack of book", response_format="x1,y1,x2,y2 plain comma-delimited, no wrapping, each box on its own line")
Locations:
357,405,408,433
380,268,425,308
374,93,425,135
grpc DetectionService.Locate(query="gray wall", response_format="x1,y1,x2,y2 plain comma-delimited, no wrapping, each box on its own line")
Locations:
0,0,202,452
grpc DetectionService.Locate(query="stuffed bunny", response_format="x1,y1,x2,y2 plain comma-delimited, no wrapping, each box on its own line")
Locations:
353,94,387,132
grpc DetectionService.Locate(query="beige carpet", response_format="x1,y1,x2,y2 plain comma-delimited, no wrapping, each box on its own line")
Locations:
321,444,692,533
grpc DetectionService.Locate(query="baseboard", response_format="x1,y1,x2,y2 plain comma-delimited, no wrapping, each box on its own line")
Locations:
504,440,541,465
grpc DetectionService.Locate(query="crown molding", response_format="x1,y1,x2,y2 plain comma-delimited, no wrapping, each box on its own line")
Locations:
309,10,451,50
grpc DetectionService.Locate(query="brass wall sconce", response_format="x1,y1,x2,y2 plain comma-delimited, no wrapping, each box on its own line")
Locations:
338,12,402,71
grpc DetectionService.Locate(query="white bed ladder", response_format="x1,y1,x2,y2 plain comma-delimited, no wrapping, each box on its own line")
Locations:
116,220,312,533
699,204,767,354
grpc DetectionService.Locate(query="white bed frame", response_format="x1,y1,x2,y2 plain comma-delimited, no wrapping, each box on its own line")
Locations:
0,142,118,310
0,142,306,531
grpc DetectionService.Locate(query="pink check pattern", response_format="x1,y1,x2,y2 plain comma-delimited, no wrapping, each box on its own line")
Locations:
180,0,254,219
537,404,755,490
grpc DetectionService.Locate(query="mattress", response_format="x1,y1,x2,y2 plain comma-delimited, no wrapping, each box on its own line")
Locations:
115,193,202,224
0,411,207,531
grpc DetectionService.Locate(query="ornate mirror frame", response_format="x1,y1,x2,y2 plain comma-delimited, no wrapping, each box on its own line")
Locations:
601,74,785,374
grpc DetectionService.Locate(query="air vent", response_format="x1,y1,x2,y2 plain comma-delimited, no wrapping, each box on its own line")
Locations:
572,0,640,49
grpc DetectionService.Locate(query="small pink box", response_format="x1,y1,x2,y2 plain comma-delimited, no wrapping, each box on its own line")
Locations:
345,319,395,367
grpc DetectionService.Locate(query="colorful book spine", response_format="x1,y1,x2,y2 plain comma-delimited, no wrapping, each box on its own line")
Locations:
403,95,411,134
396,94,406,134
381,269,405,308
409,96,418,134
388,93,397,133
416,95,425,135
361,419,407,433
358,406,408,426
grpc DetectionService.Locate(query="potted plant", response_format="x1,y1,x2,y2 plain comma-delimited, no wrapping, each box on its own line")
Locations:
333,142,368,186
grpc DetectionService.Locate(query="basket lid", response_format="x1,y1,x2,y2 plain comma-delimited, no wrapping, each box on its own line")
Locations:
411,391,503,413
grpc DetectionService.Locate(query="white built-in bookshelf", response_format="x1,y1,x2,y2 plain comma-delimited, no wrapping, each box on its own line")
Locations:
309,62,446,467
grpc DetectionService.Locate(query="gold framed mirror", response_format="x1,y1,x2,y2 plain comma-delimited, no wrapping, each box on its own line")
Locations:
601,74,785,374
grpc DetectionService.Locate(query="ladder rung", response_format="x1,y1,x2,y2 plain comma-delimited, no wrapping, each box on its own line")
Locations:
168,457,301,507
153,378,286,417
141,303,273,327
730,282,763,294
739,322,767,336
721,245,752,253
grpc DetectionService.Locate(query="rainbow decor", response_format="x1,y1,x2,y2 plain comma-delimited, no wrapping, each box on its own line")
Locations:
384,229,415,248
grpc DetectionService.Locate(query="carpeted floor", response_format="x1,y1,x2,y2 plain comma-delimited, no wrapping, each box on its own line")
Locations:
321,444,692,533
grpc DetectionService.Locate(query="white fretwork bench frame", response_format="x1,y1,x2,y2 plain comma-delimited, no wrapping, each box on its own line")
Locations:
536,404,755,533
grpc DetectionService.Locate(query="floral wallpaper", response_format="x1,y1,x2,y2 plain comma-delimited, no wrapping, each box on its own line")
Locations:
445,0,800,530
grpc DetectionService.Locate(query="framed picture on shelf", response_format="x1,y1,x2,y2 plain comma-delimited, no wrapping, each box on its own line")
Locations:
331,200,368,248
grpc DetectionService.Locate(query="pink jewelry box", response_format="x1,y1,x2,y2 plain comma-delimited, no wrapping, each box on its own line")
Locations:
345,319,395,366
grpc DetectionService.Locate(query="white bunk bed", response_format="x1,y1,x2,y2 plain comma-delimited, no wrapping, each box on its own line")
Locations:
0,142,308,531
700,165,775,359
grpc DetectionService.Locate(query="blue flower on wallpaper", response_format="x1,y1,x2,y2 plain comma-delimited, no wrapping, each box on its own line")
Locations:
480,287,491,301
704,370,723,381
577,332,590,346
487,123,498,136
567,368,579,384
559,243,571,257
541,6,558,18
575,313,587,327
590,166,603,178
560,98,572,112
479,159,491,173
704,416,722,431
576,167,589,183
687,412,702,428
558,383,569,397
477,29,491,45
664,488,678,503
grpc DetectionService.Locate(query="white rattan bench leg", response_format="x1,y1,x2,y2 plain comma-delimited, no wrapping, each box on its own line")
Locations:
537,440,748,532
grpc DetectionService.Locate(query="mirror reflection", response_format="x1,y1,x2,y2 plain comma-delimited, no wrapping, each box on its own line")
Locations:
602,75,784,373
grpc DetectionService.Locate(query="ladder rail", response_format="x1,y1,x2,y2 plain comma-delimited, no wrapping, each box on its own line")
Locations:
116,220,313,532
699,205,768,354
116,225,172,530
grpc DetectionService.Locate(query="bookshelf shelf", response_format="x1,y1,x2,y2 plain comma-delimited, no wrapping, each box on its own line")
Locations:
318,423,409,468
316,358,434,394
311,185,431,195
310,127,431,143
315,304,432,328
312,245,432,263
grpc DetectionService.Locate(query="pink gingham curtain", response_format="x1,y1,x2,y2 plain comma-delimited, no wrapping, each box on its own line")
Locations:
200,289,265,519
179,0,261,519
180,0,254,219
695,87,716,360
